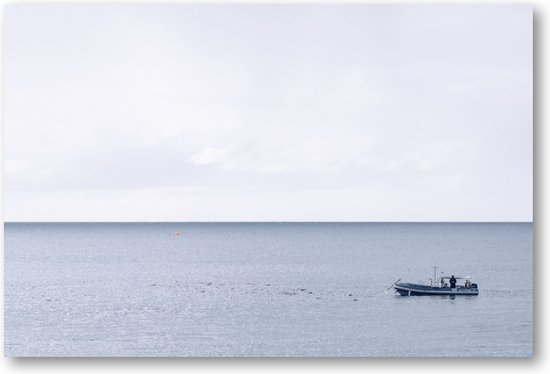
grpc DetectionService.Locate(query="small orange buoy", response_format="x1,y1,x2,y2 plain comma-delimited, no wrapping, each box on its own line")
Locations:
174,232,181,237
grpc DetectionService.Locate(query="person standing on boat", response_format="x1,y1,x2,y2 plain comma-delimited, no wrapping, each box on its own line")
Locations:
450,275,457,289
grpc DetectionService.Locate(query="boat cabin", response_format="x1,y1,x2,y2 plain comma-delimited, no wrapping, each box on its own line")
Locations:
438,275,477,289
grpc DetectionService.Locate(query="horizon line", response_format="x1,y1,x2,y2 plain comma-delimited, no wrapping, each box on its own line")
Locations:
3,221,534,224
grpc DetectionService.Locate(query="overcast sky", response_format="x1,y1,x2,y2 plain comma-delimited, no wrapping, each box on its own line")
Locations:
3,4,532,222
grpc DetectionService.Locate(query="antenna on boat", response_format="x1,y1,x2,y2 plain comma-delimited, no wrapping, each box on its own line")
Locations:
433,266,437,288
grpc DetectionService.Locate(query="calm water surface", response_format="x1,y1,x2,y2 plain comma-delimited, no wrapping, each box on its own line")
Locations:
4,223,532,357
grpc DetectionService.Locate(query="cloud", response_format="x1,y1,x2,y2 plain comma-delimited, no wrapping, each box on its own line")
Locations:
190,147,230,167
3,4,532,221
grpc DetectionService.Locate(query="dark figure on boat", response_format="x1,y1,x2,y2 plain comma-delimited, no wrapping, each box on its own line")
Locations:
450,275,457,289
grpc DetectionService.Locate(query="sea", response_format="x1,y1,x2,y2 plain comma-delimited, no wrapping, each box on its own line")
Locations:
4,222,533,357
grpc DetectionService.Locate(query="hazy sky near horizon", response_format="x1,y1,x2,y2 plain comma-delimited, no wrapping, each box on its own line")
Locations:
3,4,532,221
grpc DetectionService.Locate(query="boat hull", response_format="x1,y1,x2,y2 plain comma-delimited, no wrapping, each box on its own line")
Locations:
394,283,479,296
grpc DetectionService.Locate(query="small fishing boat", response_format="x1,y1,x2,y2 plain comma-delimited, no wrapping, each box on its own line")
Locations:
391,267,479,296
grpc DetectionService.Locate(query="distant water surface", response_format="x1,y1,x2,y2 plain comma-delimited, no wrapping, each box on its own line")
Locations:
4,223,532,357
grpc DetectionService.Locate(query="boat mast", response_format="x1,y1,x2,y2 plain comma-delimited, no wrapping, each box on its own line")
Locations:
433,266,437,288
